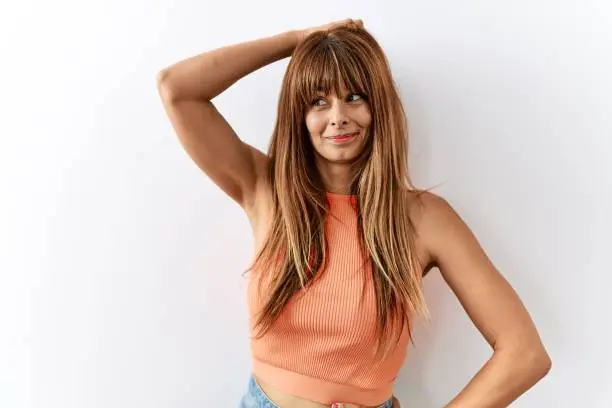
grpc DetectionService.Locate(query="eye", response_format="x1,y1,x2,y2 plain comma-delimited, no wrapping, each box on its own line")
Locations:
312,97,327,107
347,93,366,102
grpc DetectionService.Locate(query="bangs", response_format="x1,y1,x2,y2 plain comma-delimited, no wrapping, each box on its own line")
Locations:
295,40,371,108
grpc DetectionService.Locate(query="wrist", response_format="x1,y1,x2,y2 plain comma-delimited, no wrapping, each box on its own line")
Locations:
286,29,302,48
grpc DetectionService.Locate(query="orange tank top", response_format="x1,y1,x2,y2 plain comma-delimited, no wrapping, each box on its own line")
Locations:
247,192,409,406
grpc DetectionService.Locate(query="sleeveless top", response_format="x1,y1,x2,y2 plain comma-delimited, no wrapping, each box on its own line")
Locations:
247,192,409,406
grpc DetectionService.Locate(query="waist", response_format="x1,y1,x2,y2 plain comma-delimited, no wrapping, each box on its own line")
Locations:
252,359,395,407
256,377,395,408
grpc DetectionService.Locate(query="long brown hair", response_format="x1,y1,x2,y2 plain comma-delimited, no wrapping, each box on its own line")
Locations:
250,25,428,353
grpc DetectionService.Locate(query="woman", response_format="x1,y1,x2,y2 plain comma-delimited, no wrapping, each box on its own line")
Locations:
157,19,551,408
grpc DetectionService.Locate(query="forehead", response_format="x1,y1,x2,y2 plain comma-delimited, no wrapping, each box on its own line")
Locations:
315,83,352,96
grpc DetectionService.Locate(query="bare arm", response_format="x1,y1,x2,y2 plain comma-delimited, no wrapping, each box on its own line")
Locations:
156,31,299,208
418,193,551,407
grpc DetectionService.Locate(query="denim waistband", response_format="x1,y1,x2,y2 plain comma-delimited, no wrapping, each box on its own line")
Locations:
239,375,394,408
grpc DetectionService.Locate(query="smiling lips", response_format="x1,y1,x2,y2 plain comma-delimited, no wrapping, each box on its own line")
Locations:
326,131,360,143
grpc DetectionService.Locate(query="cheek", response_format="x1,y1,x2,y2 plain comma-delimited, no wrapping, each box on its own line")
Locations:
305,113,326,137
356,107,372,128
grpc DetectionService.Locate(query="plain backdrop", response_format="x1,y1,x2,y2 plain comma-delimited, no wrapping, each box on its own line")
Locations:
1,0,611,407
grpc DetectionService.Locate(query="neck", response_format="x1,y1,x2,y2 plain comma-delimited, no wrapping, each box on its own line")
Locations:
316,159,353,195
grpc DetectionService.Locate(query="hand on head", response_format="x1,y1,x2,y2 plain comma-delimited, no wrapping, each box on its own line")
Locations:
297,18,365,44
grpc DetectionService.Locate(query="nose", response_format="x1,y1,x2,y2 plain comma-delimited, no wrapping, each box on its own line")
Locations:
329,102,349,127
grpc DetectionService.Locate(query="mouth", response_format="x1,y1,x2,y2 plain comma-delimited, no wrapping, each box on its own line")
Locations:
325,131,360,144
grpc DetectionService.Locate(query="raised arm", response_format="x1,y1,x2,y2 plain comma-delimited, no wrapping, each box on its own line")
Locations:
156,31,299,208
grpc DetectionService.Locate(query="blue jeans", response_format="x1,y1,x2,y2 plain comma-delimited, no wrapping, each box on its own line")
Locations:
239,376,394,408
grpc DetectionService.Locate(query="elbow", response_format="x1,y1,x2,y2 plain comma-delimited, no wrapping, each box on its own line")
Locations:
531,348,552,380
495,341,552,384
512,344,552,382
156,68,178,103
156,68,170,88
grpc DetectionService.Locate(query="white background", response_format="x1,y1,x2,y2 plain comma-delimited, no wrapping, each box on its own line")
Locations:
1,0,611,407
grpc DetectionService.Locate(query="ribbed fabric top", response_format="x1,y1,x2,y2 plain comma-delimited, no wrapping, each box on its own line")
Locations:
247,192,409,406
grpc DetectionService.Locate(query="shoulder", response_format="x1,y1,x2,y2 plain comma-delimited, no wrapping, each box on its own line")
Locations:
406,190,471,265
407,189,456,230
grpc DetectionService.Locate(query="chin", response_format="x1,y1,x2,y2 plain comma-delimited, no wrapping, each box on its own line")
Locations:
322,151,361,164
